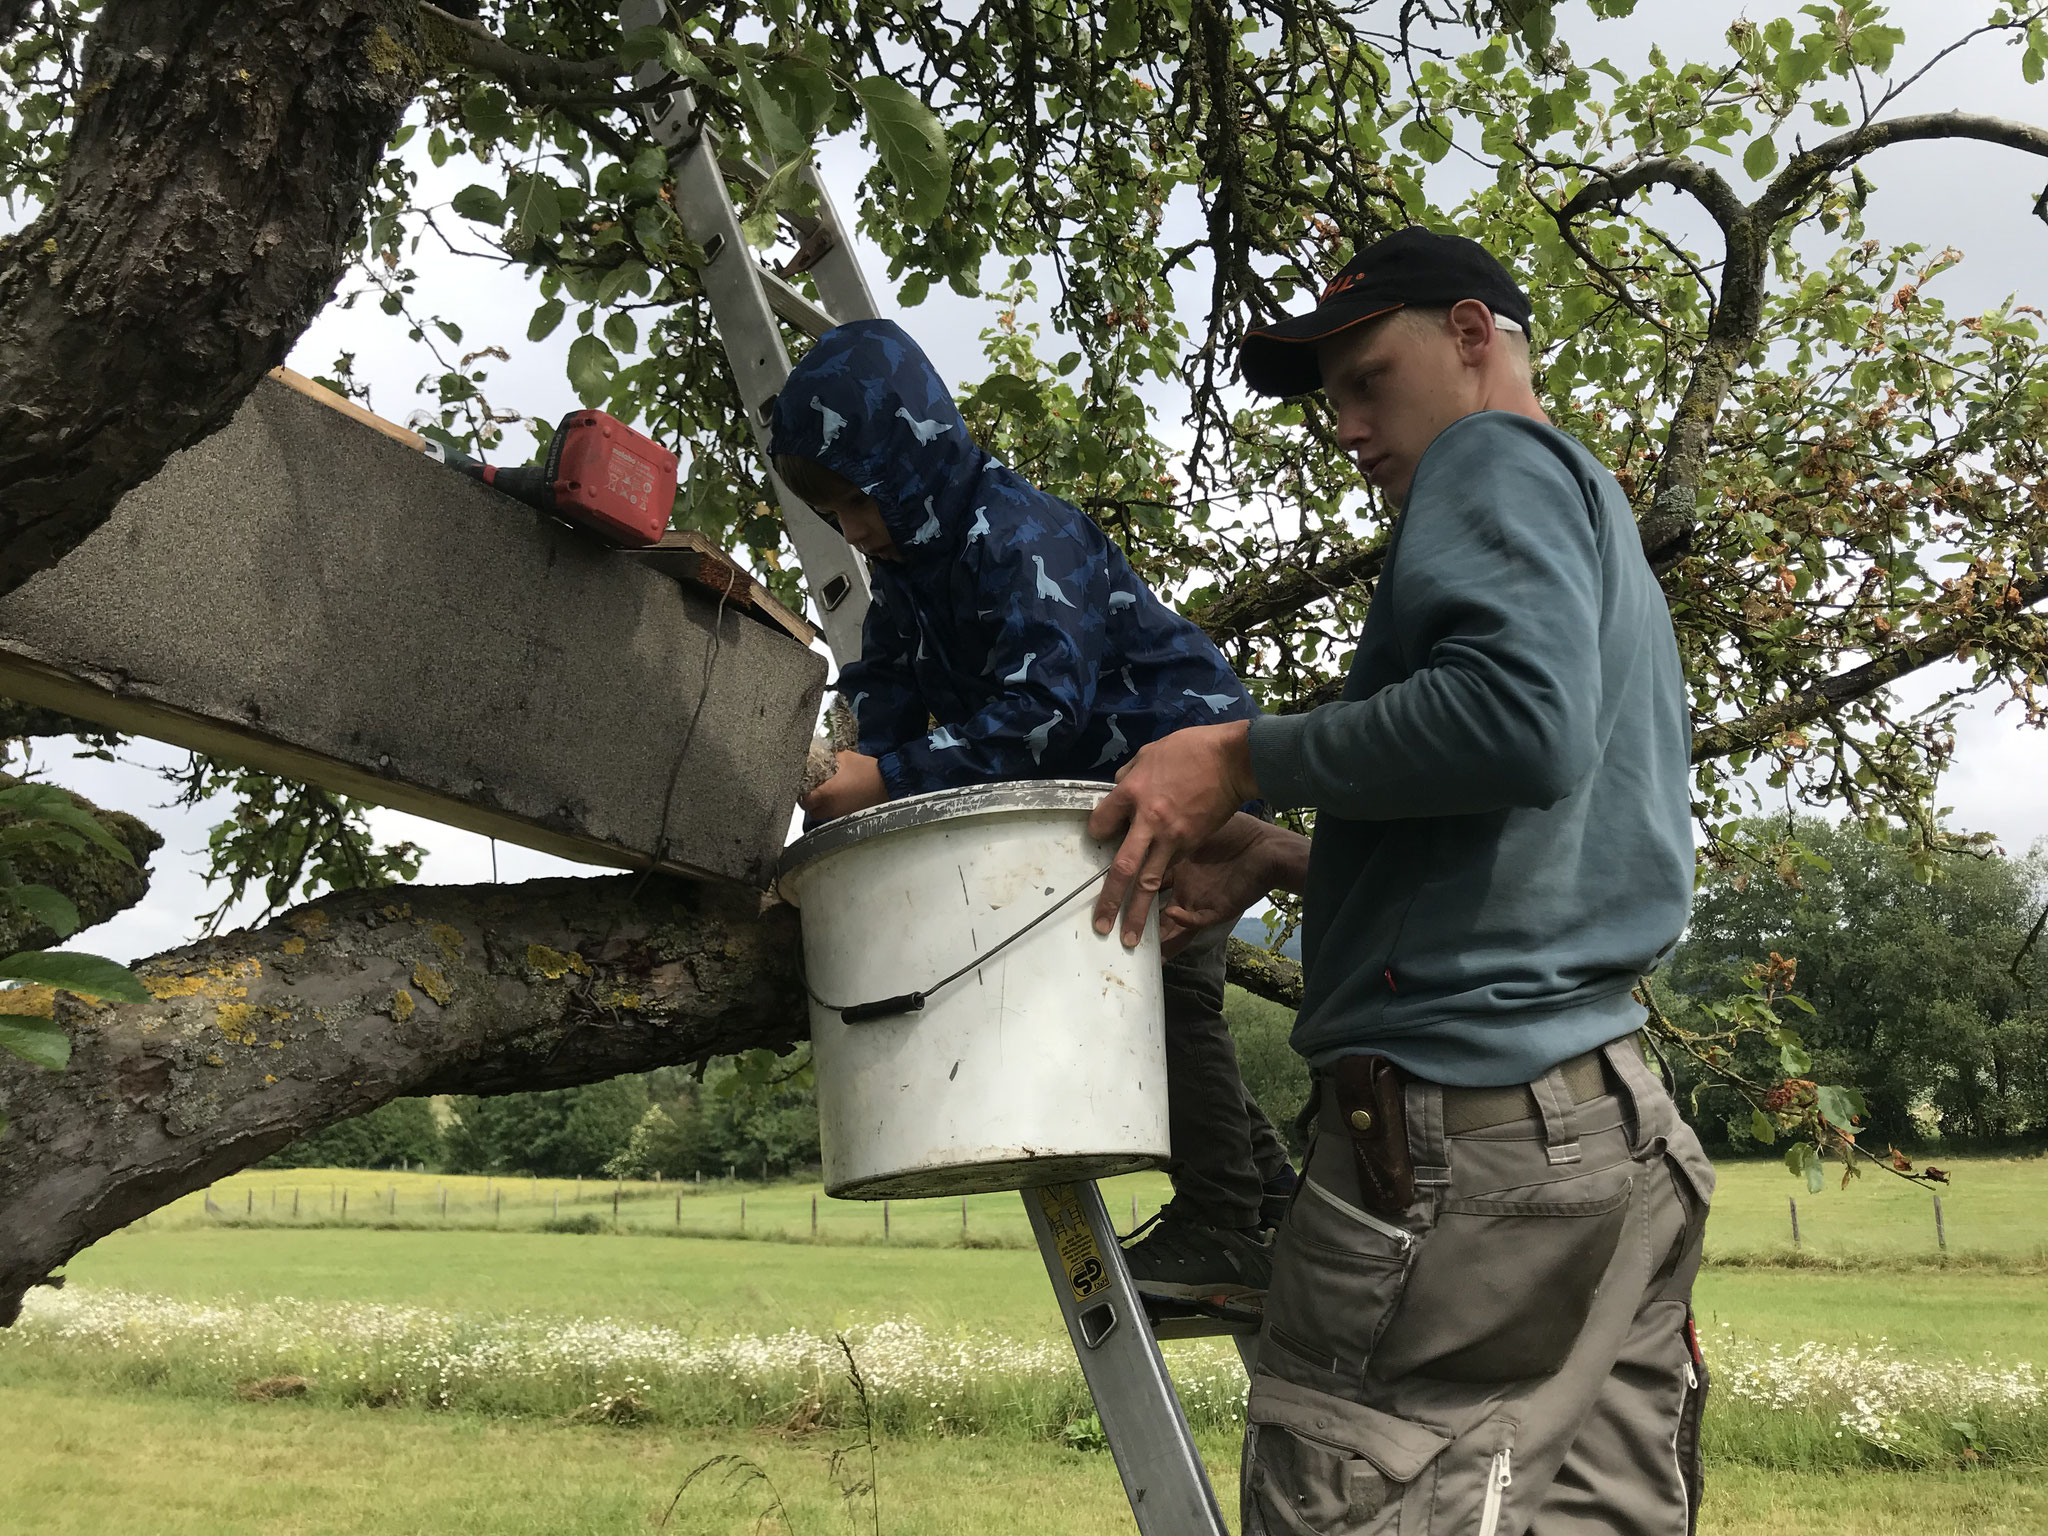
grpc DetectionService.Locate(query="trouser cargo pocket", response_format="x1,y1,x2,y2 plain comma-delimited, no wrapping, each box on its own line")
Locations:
1262,1168,1416,1387
1243,1373,1450,1536
1368,1162,1634,1384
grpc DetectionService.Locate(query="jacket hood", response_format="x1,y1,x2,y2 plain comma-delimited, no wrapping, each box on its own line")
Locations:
768,320,988,556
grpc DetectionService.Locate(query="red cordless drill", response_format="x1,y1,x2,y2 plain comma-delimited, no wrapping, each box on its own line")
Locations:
429,409,678,548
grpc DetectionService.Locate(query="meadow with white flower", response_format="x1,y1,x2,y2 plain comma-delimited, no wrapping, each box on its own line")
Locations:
5,1280,2041,1471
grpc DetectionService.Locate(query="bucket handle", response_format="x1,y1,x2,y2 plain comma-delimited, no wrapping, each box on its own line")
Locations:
809,864,1112,1025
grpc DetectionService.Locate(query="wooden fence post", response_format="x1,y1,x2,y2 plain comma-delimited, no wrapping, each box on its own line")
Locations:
292,1188,299,1218
674,1193,681,1227
961,1196,968,1237
246,1188,253,1215
495,1190,502,1224
883,1200,891,1241
1933,1194,1947,1251
740,1195,747,1232
1789,1197,1800,1247
612,1186,620,1228
811,1194,818,1238
341,1189,348,1221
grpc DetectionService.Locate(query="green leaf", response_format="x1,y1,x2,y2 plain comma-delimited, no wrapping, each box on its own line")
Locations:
734,56,809,163
8,883,79,939
595,259,648,307
1400,118,1452,164
566,334,618,406
450,184,506,227
508,174,563,241
1806,1156,1825,1194
853,77,951,223
604,310,639,354
1779,1041,1812,1076
2027,48,2044,85
1749,1107,1777,1145
1743,136,1779,181
0,1014,68,1071
0,950,150,1003
1816,1085,1858,1128
1102,0,1140,56
527,298,566,343
766,55,839,139
0,784,135,865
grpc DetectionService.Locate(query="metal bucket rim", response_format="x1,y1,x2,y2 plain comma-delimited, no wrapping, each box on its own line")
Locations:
778,779,1107,895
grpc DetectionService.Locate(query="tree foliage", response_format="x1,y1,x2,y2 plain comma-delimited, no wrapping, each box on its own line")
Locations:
1661,817,2048,1148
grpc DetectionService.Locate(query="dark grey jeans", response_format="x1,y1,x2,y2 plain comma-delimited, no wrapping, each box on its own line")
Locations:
1243,1035,1715,1536
1160,922,1294,1229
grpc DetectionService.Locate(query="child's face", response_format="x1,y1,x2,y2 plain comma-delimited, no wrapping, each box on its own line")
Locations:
809,488,901,562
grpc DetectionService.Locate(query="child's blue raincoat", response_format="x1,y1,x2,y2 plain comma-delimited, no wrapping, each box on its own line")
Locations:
769,320,1254,797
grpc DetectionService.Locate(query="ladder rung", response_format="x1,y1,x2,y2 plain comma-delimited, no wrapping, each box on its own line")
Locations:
758,265,840,339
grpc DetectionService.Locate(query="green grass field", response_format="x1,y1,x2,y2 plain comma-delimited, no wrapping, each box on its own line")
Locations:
7,1152,2045,1534
5,1380,2045,1536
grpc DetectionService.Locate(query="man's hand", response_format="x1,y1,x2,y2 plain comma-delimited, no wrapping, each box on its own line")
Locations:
1159,813,1308,957
1089,720,1258,947
802,750,888,821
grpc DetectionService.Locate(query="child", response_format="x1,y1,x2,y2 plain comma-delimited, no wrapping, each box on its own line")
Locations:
771,319,1294,1300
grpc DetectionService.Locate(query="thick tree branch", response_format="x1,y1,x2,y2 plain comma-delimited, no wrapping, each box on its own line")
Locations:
0,0,422,597
416,2,626,91
1226,936,1302,1010
1756,112,2048,226
1689,574,2048,764
0,874,805,1324
1555,155,1747,231
0,772,158,951
1192,534,1388,646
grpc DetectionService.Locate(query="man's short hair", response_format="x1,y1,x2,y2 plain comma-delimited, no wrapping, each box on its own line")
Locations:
1390,305,1534,382
773,454,859,504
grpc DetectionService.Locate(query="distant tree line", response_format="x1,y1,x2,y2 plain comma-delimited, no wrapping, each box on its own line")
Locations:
1657,819,2048,1151
262,1059,820,1179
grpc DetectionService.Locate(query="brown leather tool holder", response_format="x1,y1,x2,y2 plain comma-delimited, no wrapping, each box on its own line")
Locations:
1328,1054,1417,1219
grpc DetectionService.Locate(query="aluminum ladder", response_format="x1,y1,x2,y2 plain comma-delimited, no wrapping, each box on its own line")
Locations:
620,13,1249,1529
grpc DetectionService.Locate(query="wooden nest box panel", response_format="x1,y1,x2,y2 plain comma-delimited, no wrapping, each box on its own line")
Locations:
0,377,827,889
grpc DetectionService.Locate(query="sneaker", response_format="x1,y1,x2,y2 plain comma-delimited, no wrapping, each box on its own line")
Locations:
1121,1207,1273,1302
1259,1165,1300,1233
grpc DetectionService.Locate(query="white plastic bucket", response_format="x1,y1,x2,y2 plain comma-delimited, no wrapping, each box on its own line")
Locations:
777,781,1169,1199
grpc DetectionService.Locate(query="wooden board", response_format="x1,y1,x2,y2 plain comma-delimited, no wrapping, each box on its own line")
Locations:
622,531,819,648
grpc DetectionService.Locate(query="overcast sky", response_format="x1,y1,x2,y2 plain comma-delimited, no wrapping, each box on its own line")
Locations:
34,0,2048,965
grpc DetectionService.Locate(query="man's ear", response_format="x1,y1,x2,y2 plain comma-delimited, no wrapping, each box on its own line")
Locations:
1447,298,1497,362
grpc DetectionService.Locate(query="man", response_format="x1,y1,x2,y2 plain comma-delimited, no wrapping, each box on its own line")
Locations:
1090,227,1715,1536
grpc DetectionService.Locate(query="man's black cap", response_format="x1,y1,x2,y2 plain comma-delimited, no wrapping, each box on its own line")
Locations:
1238,228,1534,398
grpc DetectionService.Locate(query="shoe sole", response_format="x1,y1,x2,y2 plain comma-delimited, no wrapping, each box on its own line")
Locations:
1130,1279,1268,1303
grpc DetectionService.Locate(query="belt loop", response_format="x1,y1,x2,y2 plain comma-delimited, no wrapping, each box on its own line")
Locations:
1404,1078,1450,1188
1530,1066,1583,1166
1604,1033,1674,1144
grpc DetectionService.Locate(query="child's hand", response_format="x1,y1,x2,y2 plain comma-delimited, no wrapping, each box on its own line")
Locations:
802,751,888,821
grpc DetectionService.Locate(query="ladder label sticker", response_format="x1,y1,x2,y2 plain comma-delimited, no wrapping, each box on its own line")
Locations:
1037,1184,1110,1302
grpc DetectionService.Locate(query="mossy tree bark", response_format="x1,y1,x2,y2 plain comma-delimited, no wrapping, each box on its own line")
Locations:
0,874,804,1324
0,0,422,595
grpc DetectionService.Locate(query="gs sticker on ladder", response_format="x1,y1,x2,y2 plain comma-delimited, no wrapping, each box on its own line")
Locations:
1037,1184,1110,1302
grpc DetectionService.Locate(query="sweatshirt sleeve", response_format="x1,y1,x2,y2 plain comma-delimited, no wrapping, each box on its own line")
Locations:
835,584,930,756
1247,415,1604,820
877,513,1107,795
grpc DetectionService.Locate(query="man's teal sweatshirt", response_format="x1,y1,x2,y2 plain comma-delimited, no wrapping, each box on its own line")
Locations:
1246,411,1693,1088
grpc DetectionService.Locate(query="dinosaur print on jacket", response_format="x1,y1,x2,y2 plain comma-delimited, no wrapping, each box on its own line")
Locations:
768,319,1255,795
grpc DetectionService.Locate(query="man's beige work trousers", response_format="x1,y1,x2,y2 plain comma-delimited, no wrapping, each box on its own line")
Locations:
1242,1035,1714,1536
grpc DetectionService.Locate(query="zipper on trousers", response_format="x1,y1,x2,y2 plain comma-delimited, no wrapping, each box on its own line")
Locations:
1302,1175,1414,1249
1476,1447,1513,1536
